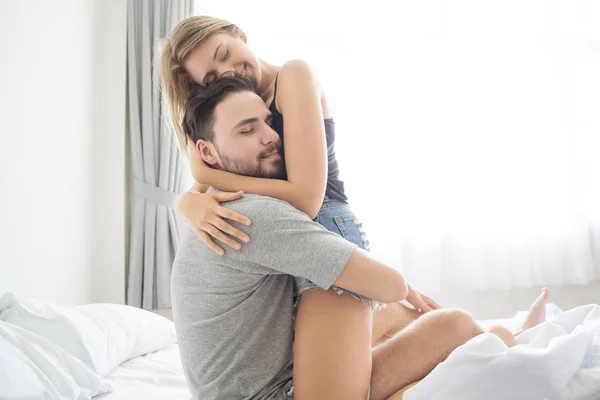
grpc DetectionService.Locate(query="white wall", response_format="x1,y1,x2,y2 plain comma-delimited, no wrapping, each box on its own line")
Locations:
0,0,127,304
436,283,600,320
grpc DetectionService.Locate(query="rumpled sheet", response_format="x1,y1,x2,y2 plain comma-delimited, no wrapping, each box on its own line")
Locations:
405,304,600,400
95,344,191,399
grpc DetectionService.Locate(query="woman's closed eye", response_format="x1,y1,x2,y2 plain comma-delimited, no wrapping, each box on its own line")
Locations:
204,73,216,85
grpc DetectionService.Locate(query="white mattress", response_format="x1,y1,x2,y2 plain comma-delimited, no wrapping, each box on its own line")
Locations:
95,344,191,399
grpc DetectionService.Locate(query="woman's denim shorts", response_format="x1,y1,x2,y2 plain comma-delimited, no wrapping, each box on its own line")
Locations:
294,199,385,311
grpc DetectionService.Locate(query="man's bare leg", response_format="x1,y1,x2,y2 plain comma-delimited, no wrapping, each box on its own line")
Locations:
369,308,483,400
521,287,550,331
377,289,552,399
488,325,518,347
489,287,551,347
372,302,422,347
388,381,422,400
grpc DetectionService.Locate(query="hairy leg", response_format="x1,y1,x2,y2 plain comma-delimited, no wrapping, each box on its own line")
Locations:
373,289,551,399
369,308,483,400
488,288,551,347
377,323,520,400
294,289,373,400
372,302,422,347
387,380,422,400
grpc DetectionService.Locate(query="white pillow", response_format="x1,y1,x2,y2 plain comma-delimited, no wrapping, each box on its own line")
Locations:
0,320,111,399
0,293,177,377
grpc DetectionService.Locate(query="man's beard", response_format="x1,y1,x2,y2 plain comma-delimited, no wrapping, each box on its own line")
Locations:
216,143,287,180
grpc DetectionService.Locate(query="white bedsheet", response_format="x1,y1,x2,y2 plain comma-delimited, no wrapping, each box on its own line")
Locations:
405,304,600,400
95,344,191,399
93,304,600,400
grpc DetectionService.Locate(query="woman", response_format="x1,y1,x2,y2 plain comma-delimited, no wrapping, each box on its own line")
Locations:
159,15,437,398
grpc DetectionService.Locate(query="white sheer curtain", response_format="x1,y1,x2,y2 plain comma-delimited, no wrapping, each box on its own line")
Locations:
196,1,600,292
127,0,193,310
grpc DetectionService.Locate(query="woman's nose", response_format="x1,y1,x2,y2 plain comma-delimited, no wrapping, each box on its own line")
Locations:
219,70,236,78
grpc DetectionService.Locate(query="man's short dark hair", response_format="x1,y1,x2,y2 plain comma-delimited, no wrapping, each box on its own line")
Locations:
182,76,255,144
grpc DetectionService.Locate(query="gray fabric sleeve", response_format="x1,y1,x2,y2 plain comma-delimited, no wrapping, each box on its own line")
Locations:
224,196,357,290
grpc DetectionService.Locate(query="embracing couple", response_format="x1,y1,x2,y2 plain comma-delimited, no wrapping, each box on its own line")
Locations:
160,16,550,400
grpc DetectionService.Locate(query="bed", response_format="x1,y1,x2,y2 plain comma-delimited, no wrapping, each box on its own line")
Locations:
97,344,191,399
1,293,599,400
95,305,600,400
93,318,506,400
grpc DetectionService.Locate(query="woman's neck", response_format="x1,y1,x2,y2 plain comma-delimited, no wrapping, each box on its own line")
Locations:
256,60,280,103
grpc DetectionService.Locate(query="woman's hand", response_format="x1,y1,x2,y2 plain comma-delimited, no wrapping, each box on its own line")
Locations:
405,284,441,313
177,190,252,255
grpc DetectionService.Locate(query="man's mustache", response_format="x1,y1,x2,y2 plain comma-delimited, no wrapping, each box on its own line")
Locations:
258,142,282,159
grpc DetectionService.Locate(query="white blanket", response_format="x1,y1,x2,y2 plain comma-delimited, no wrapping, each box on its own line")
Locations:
405,304,600,400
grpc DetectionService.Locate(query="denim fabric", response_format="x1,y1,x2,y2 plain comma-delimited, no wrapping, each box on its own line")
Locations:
294,199,384,311
315,200,370,251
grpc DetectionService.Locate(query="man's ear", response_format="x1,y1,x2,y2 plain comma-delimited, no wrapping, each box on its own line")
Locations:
196,139,219,166
232,26,247,43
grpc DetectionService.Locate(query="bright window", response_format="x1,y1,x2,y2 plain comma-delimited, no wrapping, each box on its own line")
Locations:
194,1,600,291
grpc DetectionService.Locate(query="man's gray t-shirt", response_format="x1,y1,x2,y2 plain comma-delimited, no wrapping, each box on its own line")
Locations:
171,194,357,399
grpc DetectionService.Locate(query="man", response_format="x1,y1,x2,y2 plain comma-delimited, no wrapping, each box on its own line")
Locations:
171,77,484,400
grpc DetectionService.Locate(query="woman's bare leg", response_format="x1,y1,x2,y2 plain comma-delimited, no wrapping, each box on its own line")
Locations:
294,288,373,400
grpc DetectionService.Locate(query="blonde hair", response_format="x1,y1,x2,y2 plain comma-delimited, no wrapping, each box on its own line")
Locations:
159,16,237,153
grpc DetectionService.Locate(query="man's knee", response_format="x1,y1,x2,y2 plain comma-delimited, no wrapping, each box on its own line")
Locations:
429,308,483,343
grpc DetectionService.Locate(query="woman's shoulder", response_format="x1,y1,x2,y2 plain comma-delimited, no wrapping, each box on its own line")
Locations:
275,59,331,118
280,59,313,73
275,60,322,103
278,59,319,86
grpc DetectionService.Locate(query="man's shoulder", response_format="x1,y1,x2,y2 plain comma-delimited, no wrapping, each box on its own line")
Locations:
175,225,214,264
223,194,309,221
175,194,311,263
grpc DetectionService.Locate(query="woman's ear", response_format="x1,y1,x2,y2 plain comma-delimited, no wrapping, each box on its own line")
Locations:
233,26,247,43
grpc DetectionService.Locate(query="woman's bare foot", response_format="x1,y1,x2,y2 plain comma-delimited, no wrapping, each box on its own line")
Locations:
522,288,550,330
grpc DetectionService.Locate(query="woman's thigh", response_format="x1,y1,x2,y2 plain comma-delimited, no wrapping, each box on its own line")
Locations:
292,200,375,399
308,200,383,310
316,200,418,347
293,288,373,399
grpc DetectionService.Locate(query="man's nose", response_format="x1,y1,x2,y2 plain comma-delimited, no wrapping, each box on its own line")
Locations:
261,125,280,146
